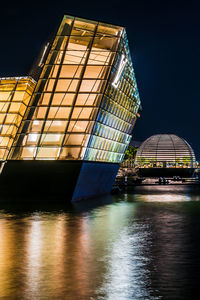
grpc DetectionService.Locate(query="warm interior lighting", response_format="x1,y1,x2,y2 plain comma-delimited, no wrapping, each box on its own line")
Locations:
8,16,140,163
0,77,35,161
28,134,38,142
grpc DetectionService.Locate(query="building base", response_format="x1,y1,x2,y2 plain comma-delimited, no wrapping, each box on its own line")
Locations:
0,160,119,202
138,167,195,178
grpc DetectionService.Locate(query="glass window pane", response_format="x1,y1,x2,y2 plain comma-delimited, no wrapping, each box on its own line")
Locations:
36,147,59,158
55,79,79,92
48,107,71,119
21,147,36,158
51,93,75,105
68,121,89,132
59,146,81,159
76,93,98,106
40,133,64,145
60,65,83,78
79,80,102,92
64,133,85,145
71,107,93,119
35,107,48,119
83,66,108,79
44,120,67,132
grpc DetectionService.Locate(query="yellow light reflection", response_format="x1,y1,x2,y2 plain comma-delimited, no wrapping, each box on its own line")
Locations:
0,219,13,298
24,214,67,299
25,218,43,295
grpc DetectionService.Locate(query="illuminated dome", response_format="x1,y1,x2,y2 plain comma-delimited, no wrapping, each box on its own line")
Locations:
135,134,196,177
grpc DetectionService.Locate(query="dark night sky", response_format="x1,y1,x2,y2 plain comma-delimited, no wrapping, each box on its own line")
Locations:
1,0,200,158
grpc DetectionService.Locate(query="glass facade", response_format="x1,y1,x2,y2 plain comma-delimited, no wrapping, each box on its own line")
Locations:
9,15,140,163
0,77,36,161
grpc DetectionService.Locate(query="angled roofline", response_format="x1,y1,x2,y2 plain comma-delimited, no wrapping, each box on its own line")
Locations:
62,14,125,31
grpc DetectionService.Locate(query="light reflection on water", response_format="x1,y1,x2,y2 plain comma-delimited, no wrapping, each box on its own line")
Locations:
0,186,200,299
135,193,191,202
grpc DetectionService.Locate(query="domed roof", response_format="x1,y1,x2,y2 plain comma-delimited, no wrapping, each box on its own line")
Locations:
135,134,196,168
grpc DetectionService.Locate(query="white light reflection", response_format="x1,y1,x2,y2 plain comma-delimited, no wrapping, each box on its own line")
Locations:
138,193,191,202
98,227,151,300
95,203,152,300
132,186,200,202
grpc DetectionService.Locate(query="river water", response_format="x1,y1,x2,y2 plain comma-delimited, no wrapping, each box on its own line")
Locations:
0,186,200,299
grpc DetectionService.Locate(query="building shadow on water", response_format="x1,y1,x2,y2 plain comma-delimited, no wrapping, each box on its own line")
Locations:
0,192,117,216
1,184,200,216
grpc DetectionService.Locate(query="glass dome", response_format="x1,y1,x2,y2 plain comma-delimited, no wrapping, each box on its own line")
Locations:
135,134,196,169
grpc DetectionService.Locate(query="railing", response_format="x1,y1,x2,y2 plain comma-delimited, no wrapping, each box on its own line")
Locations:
121,158,135,168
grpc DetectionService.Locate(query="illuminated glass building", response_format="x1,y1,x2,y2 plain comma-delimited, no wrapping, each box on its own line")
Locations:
1,15,141,201
0,77,35,161
135,134,196,177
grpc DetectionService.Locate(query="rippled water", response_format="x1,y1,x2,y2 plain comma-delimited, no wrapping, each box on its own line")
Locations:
0,186,200,299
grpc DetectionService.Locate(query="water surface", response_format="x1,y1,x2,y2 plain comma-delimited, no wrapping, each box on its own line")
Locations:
0,186,200,299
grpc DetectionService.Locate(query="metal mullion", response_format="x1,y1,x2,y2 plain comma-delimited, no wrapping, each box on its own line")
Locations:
43,104,96,108
73,105,96,108
0,100,15,103
169,135,177,168
57,24,99,160
33,20,75,159
70,117,95,121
